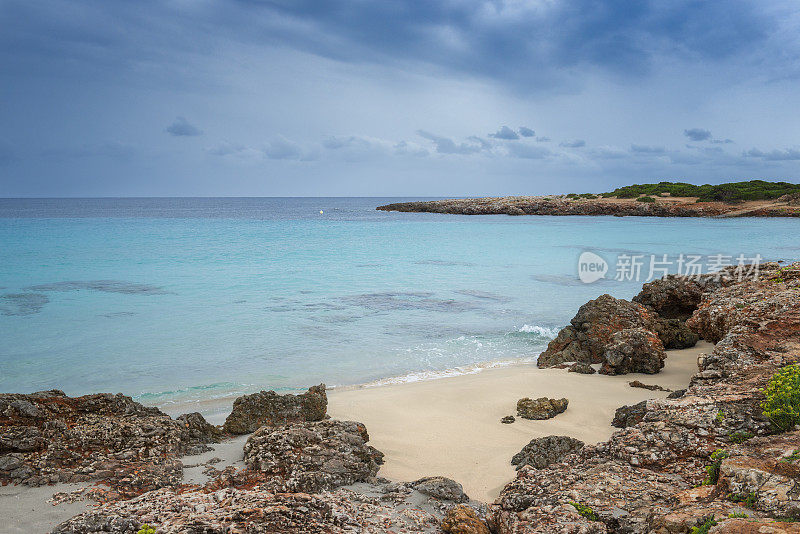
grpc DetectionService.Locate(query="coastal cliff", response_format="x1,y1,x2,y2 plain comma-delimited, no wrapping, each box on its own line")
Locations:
377,195,800,218
2,262,800,532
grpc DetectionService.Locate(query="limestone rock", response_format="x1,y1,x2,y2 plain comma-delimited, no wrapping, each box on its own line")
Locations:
501,415,515,424
568,362,596,374
633,275,705,319
223,384,327,435
538,294,658,368
511,436,584,470
600,327,666,375
654,317,700,349
441,505,491,534
411,476,468,502
611,401,648,428
516,397,568,420
243,419,384,492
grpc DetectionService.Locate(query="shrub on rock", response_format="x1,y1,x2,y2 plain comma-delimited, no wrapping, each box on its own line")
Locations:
761,364,800,432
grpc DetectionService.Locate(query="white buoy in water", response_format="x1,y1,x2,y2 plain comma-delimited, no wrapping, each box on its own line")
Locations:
319,210,324,214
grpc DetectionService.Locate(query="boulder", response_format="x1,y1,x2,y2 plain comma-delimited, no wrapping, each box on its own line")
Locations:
411,476,469,502
510,436,584,470
501,415,515,424
176,412,223,454
538,294,658,368
568,362,596,374
223,384,327,435
441,505,491,534
243,419,384,492
516,397,568,420
612,400,648,428
633,275,704,319
600,327,666,375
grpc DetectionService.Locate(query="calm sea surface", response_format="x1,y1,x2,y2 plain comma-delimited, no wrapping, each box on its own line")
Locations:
1,197,798,405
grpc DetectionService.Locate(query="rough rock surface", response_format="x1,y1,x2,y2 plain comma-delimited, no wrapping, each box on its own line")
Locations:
501,415,516,424
654,316,700,349
489,262,800,533
600,327,667,375
53,481,453,534
223,384,327,434
411,476,469,502
538,294,659,368
516,397,569,420
0,390,215,498
243,419,384,492
633,275,707,319
511,436,584,470
568,362,596,374
441,505,491,534
612,400,648,429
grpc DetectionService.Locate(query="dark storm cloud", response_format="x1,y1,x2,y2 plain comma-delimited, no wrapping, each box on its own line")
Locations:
489,126,520,140
684,128,712,141
166,117,202,137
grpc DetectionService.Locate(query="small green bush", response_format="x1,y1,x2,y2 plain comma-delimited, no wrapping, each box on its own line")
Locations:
728,511,748,518
569,501,599,521
728,431,754,444
636,196,656,203
761,364,800,432
137,525,156,534
704,449,729,485
728,492,758,508
690,516,717,534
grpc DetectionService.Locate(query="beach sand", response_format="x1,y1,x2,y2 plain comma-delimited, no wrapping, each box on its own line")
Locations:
328,341,712,502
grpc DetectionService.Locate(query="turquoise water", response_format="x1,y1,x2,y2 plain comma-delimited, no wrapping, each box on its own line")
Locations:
1,198,798,404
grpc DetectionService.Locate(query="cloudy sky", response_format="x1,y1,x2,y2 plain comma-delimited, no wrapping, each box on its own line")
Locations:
1,0,799,197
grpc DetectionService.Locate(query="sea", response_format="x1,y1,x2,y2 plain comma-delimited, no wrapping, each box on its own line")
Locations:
1,197,797,408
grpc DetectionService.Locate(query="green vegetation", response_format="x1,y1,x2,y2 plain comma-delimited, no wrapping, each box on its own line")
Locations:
566,193,598,200
781,449,800,463
728,492,758,508
715,411,726,422
137,526,156,534
690,516,717,534
703,449,729,485
604,180,800,203
636,195,656,203
761,364,800,432
728,431,754,444
728,511,748,518
569,501,599,521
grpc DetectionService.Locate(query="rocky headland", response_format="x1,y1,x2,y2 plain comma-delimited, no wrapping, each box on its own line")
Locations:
2,261,800,533
376,195,800,218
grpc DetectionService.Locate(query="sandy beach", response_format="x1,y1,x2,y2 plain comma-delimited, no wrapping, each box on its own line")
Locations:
328,341,711,502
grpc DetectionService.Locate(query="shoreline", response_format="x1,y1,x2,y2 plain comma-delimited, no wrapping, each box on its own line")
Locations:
158,341,712,502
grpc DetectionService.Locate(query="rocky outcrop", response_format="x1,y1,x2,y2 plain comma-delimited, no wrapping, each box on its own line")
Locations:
511,436,584,470
243,419,384,492
538,294,659,368
516,397,568,420
411,476,469,502
633,275,706,319
0,390,216,498
376,196,800,218
600,327,666,375
489,262,800,533
501,415,515,424
223,384,327,434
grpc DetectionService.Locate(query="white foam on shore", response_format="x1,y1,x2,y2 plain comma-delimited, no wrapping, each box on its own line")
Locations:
517,324,560,337
353,357,538,389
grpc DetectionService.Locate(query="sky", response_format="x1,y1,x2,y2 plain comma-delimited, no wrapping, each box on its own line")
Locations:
1,0,800,197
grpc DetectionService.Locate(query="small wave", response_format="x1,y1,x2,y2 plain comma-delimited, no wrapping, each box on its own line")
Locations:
517,324,560,338
360,358,537,388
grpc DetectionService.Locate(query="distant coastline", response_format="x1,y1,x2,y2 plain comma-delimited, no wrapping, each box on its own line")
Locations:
377,180,800,217
377,195,800,217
